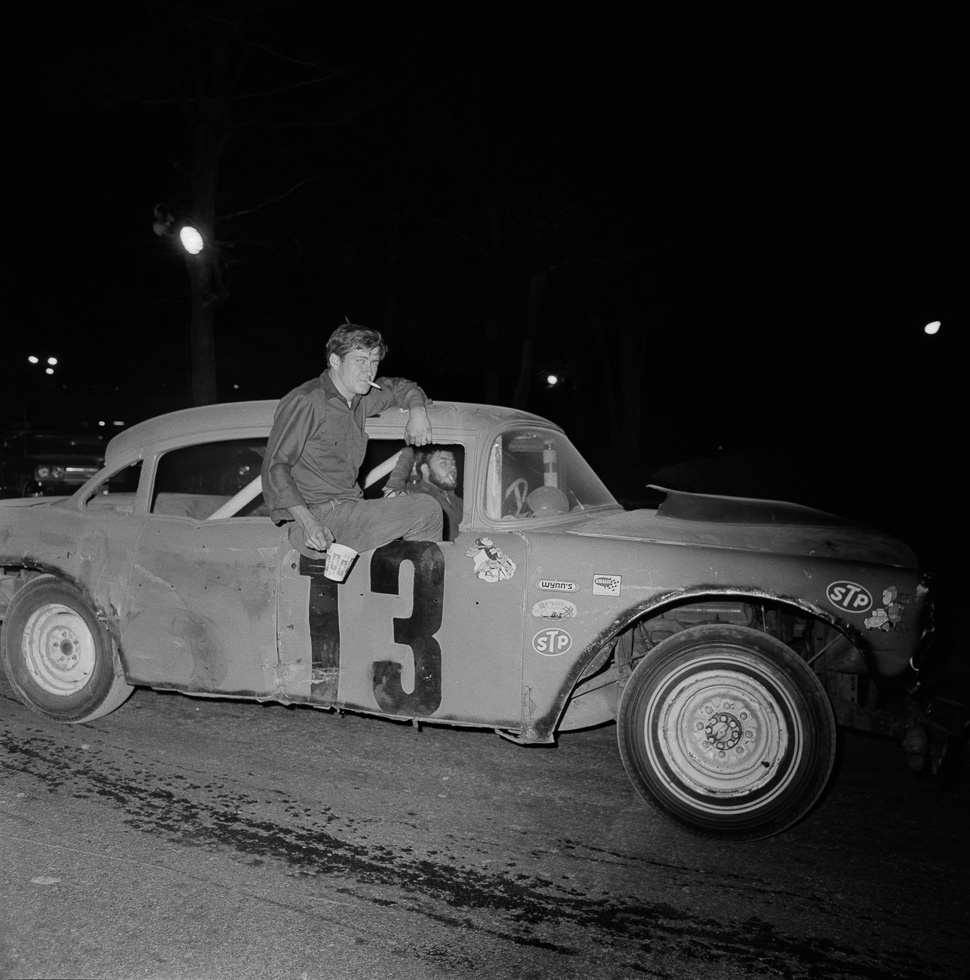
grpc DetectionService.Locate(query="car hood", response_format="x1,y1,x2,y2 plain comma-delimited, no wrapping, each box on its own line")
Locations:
566,487,915,567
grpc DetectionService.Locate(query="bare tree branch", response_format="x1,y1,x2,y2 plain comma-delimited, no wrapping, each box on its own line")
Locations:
219,176,325,220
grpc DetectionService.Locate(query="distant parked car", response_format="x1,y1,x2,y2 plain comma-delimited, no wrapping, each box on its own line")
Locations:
0,401,950,839
0,431,107,498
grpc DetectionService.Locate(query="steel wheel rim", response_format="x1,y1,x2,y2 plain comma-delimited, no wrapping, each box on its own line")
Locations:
643,658,803,813
21,603,97,696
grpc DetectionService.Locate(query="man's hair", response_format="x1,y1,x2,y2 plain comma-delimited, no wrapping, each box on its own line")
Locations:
414,446,455,471
326,322,388,362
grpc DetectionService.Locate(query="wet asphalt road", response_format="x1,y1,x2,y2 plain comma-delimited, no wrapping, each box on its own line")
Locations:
1,679,968,980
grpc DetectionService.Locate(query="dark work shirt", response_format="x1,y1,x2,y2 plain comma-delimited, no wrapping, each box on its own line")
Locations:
262,371,427,523
403,478,462,540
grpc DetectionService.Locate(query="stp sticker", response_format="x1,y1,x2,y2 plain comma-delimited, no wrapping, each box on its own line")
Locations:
536,579,577,592
826,581,873,613
532,628,573,656
592,575,621,596
532,599,577,620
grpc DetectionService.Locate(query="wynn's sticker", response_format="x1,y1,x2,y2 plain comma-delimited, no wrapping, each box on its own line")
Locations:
532,599,577,620
536,579,577,592
826,581,873,613
592,575,621,596
532,627,573,656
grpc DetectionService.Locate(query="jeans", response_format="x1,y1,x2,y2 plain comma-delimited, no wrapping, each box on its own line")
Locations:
286,493,443,557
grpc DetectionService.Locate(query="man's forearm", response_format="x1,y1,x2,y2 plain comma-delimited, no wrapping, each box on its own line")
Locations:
404,388,429,410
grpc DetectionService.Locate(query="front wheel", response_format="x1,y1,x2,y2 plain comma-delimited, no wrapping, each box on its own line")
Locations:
1,575,133,723
617,624,836,840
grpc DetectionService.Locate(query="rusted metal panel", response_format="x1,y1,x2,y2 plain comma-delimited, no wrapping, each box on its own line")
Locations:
121,517,283,695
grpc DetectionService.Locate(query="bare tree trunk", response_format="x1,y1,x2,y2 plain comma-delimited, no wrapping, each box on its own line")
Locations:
592,294,652,467
511,269,547,409
181,17,233,405
186,254,219,405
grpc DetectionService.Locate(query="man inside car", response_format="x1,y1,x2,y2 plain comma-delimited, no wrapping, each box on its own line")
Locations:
383,445,463,540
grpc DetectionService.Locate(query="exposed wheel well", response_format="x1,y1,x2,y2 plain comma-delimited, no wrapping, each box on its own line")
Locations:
561,597,874,733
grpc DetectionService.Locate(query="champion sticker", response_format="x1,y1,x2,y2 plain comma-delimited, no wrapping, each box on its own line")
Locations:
532,599,577,620
532,627,573,656
826,581,873,613
592,575,621,596
536,579,577,592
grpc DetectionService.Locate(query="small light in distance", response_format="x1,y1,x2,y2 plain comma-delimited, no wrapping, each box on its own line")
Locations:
47,357,58,365
546,374,559,387
98,421,106,427
28,355,38,364
45,368,54,375
924,320,941,335
179,225,204,254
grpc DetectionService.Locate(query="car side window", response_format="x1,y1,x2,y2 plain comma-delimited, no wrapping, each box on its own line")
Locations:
360,440,465,502
151,439,267,519
80,460,143,514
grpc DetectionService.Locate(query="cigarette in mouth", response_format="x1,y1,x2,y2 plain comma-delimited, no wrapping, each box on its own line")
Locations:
367,381,382,390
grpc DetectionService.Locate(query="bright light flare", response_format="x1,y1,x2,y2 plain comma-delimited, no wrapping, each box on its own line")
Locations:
179,225,204,255
47,356,58,365
27,355,38,364
45,368,54,375
546,374,559,387
924,320,941,335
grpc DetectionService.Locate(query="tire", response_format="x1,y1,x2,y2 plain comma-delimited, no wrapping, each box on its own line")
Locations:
1,575,133,723
617,623,836,840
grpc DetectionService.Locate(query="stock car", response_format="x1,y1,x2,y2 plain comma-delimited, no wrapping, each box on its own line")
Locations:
0,401,942,839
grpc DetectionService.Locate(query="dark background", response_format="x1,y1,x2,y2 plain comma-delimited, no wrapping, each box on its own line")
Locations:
6,5,964,614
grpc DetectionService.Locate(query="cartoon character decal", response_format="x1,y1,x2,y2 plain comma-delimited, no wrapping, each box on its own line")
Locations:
864,586,909,632
465,536,516,582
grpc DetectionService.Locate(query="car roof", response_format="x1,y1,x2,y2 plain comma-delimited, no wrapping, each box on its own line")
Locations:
104,399,556,467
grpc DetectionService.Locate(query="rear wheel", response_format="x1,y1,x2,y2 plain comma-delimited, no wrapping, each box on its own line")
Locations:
1,575,133,723
617,624,836,839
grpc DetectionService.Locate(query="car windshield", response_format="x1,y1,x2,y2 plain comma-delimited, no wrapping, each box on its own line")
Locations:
484,428,618,520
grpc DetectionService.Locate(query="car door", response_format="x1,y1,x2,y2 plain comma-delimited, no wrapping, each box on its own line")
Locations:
275,433,528,729
121,440,287,696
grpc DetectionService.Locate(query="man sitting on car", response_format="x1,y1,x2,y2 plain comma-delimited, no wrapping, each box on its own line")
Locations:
261,322,443,557
383,446,463,541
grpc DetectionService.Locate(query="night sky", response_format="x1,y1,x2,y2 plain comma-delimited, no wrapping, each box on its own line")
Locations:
9,4,964,569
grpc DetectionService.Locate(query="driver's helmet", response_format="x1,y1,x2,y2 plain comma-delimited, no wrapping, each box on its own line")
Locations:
526,486,569,517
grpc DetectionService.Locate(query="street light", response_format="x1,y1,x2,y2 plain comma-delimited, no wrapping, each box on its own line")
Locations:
27,354,58,375
179,225,204,255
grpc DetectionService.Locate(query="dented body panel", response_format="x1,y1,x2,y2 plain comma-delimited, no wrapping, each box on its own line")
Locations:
0,399,937,749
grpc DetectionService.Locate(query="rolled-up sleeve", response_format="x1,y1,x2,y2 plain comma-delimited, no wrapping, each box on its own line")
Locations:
378,377,429,410
261,392,316,521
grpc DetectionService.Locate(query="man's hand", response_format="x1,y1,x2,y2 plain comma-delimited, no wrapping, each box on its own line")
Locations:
291,505,334,552
404,406,433,446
